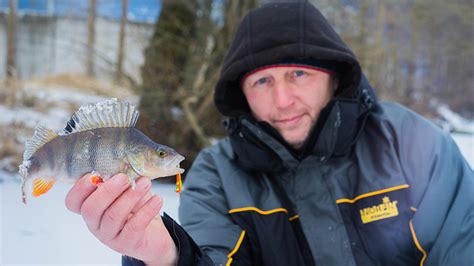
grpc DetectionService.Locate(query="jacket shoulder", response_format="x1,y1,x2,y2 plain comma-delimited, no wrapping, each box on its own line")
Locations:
377,102,441,133
198,137,234,162
368,102,450,152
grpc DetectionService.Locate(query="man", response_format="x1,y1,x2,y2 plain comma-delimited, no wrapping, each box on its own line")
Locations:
66,2,473,265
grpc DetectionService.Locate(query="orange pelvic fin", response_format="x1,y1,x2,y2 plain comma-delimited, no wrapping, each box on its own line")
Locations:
32,178,56,197
90,175,104,186
175,173,182,193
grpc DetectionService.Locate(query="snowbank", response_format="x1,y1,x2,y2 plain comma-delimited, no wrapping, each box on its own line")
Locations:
436,104,474,134
452,133,474,168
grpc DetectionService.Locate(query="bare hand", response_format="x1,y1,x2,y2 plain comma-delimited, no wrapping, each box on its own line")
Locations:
65,173,177,266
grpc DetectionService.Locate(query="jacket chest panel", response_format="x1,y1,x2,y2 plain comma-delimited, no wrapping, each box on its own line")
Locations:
288,160,357,266
325,157,421,265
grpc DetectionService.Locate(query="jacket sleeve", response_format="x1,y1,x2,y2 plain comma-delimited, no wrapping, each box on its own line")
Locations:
122,213,214,266
122,145,252,266
393,105,474,265
178,146,253,265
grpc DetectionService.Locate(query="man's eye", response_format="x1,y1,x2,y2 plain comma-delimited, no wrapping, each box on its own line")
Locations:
254,77,268,86
293,70,306,77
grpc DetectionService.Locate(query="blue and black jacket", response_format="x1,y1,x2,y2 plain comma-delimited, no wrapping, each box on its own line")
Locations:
124,2,473,265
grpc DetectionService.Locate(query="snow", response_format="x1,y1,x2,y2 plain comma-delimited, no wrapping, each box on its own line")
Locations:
0,104,71,130
0,177,179,266
452,133,474,168
437,105,474,134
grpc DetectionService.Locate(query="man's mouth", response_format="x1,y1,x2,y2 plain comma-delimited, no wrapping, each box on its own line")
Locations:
274,114,304,126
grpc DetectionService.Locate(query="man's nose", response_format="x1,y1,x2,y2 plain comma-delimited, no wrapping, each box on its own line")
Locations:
273,81,294,109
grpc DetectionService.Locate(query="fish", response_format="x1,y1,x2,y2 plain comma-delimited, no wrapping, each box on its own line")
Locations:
18,98,185,204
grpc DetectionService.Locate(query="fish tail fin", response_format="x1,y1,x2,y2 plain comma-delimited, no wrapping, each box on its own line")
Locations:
19,160,31,204
32,177,56,198
19,126,57,204
21,173,27,204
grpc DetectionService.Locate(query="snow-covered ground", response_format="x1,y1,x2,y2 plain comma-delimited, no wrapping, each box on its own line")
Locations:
0,178,179,266
452,133,474,167
0,81,143,265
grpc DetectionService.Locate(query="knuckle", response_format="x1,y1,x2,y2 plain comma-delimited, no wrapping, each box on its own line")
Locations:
98,183,116,197
141,206,156,220
80,200,96,219
103,209,121,225
126,218,144,233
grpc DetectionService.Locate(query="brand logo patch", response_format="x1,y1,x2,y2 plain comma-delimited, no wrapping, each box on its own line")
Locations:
360,196,399,224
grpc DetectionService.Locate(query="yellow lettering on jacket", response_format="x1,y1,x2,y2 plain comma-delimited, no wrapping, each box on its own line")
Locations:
360,196,399,224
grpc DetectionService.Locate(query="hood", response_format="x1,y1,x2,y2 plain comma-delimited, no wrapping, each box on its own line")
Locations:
214,1,362,116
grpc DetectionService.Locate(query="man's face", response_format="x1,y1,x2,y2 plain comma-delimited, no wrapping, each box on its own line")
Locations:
242,65,336,149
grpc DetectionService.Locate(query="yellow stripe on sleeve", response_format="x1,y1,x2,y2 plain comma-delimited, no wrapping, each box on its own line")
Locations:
289,215,299,221
409,219,427,266
226,230,246,266
228,207,288,215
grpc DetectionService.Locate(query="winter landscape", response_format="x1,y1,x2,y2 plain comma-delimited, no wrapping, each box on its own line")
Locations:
1,1,473,265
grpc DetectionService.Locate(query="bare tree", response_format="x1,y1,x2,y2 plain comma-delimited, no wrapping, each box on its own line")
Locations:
6,0,17,79
86,0,97,77
115,0,128,83
137,0,257,170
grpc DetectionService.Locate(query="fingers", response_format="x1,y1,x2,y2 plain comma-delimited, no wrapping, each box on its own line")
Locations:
114,195,163,247
98,177,151,240
132,191,153,214
80,173,132,231
65,173,97,214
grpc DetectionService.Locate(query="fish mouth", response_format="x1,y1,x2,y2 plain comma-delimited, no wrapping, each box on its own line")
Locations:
172,155,186,174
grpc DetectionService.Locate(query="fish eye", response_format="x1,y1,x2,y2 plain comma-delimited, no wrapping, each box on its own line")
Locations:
158,150,168,158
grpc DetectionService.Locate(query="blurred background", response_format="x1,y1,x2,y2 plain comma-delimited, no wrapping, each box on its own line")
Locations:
0,0,473,265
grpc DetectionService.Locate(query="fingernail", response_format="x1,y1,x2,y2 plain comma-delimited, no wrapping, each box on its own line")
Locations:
83,174,97,187
152,195,162,208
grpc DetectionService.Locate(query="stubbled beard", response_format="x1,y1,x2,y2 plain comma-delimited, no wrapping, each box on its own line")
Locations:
284,115,317,150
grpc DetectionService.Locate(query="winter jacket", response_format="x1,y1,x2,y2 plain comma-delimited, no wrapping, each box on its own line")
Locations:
174,100,474,266
123,100,473,266
123,2,473,265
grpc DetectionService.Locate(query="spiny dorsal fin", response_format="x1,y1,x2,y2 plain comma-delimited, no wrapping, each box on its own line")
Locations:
23,126,58,161
61,98,139,135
